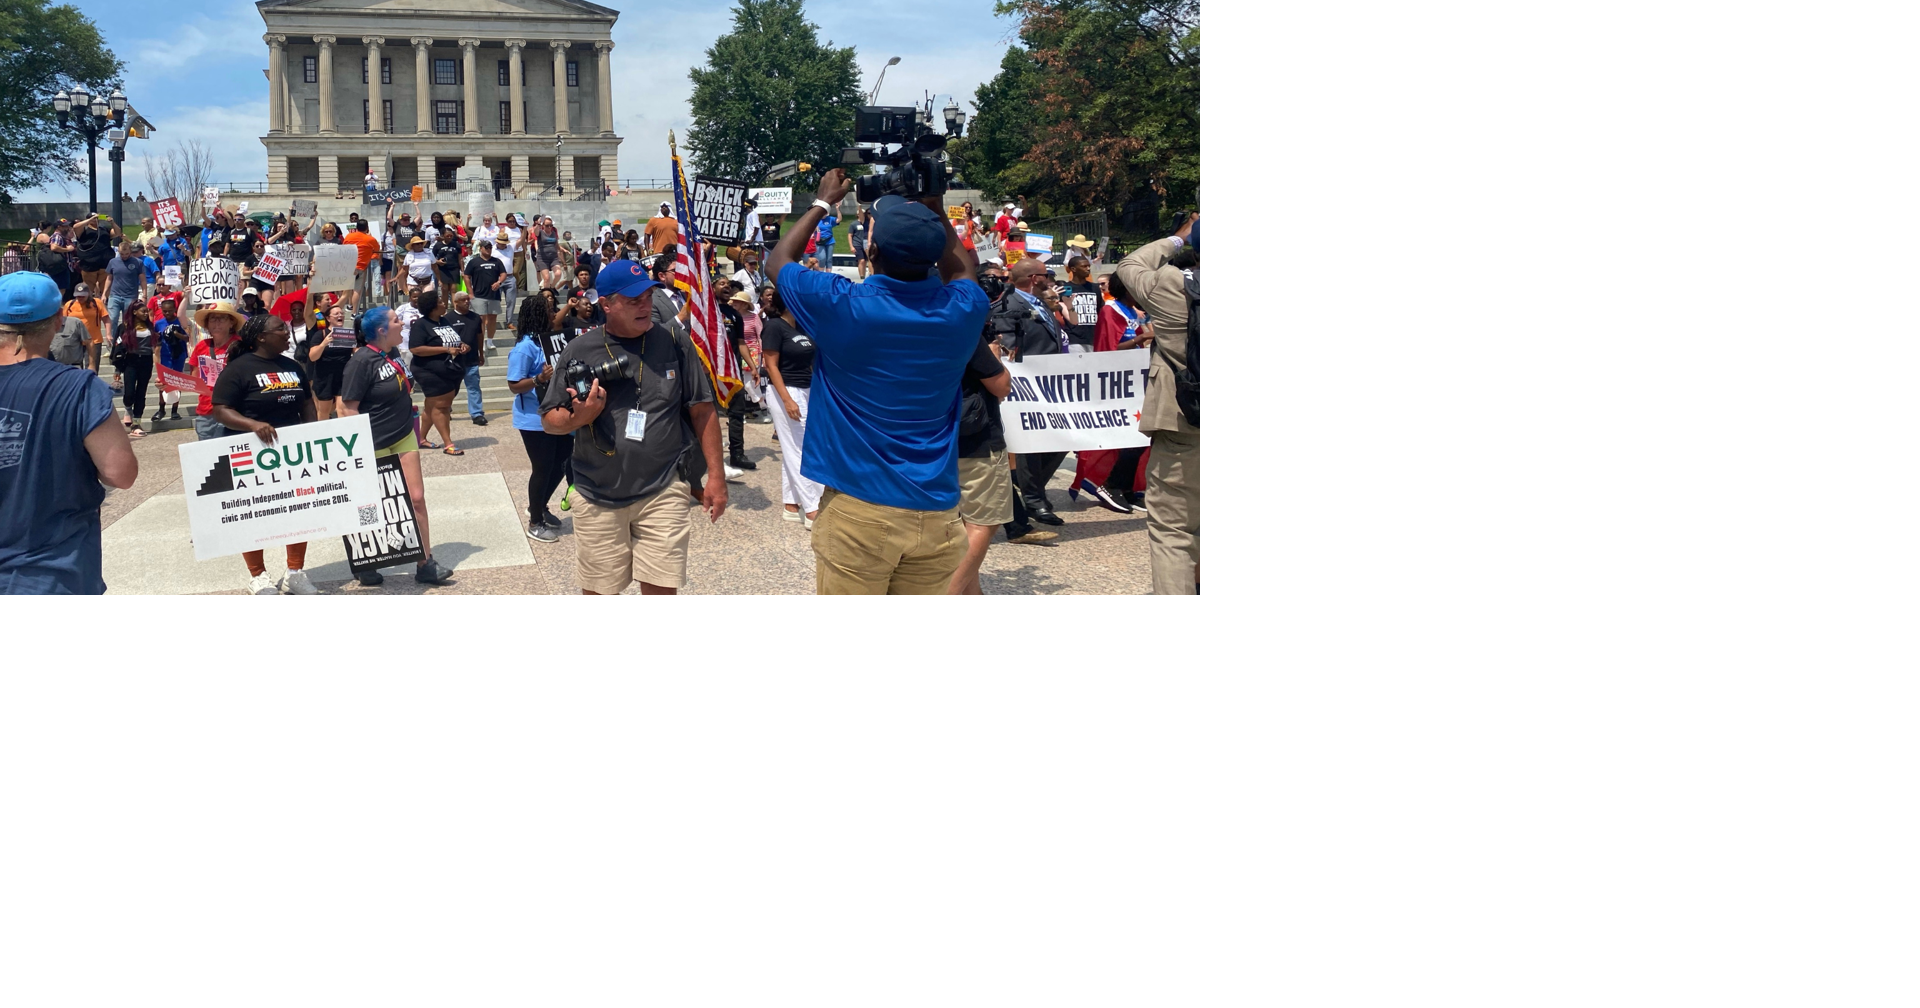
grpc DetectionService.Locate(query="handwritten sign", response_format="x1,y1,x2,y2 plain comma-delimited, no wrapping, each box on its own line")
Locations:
152,197,183,230
291,199,317,218
202,186,220,207
187,256,240,304
365,188,413,205
162,265,182,287
947,205,965,220
307,244,359,294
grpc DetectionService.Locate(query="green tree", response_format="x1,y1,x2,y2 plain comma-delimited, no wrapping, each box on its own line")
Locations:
963,0,1198,225
685,0,863,188
0,0,123,204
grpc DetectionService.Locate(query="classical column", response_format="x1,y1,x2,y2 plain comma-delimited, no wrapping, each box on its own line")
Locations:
460,38,480,135
506,39,526,136
558,154,574,191
265,35,287,133
319,155,339,194
413,37,433,134
511,154,529,194
595,41,614,136
549,40,570,136
600,149,618,188
419,155,436,192
364,37,385,134
315,35,336,134
266,155,288,191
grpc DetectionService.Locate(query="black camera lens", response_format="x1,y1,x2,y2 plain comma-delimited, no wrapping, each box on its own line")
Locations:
565,353,635,402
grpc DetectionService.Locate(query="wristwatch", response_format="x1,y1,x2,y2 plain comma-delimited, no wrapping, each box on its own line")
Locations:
810,198,835,214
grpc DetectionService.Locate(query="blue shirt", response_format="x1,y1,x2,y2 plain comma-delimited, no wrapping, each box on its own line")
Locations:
777,262,990,511
159,239,188,267
140,256,160,283
507,334,547,431
0,358,115,594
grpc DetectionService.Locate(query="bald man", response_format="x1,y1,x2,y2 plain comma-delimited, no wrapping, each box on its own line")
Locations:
987,256,1072,525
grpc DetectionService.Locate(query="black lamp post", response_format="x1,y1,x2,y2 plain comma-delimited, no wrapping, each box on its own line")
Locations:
51,87,127,220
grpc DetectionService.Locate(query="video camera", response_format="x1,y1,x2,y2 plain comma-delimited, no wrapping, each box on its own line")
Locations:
842,103,958,203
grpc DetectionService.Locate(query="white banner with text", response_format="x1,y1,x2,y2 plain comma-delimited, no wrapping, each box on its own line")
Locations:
998,348,1151,453
176,415,383,561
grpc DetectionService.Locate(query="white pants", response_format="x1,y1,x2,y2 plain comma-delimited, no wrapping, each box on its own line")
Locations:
769,385,823,514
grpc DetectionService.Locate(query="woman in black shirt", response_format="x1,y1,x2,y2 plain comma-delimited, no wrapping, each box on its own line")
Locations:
308,303,358,419
405,289,471,455
758,288,822,525
340,304,453,586
208,313,320,595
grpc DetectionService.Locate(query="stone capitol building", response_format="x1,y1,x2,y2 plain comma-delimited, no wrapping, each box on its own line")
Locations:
257,0,624,198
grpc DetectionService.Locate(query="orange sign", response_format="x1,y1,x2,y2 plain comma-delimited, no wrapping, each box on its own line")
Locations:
410,185,424,203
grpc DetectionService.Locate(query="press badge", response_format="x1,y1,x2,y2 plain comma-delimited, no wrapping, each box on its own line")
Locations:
624,408,647,442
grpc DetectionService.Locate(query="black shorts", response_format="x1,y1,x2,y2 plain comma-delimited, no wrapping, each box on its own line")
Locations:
852,246,867,262
312,353,350,399
413,361,463,398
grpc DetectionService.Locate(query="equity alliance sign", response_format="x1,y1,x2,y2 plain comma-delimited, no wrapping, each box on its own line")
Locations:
178,414,383,561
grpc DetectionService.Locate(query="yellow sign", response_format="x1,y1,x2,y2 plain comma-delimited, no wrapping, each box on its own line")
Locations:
1003,247,1024,264
946,205,965,221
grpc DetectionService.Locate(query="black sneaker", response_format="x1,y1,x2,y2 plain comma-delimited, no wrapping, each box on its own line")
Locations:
356,570,384,586
470,414,489,425
414,559,454,584
1080,480,1133,514
729,455,757,470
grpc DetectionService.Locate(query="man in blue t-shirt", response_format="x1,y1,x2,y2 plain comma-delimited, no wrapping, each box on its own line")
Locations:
770,172,989,594
0,272,139,593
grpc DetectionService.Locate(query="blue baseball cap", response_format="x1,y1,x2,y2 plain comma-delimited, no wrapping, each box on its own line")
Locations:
870,195,948,269
594,259,661,300
0,271,61,324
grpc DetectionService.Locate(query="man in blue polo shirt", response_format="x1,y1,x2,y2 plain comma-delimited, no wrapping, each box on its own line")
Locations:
770,170,989,594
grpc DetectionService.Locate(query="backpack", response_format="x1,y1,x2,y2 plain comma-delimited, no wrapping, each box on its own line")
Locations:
49,317,87,366
1173,268,1199,427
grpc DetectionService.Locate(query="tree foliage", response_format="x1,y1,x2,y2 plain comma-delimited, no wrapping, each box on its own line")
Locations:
958,0,1198,224
0,0,123,204
685,0,863,188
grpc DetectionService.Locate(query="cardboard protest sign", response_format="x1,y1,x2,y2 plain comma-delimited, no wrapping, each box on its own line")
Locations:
162,265,182,287
342,455,426,573
187,257,240,304
177,414,382,561
291,199,317,218
152,197,184,230
748,187,792,214
998,348,1151,453
253,250,286,285
691,175,748,244
307,244,359,293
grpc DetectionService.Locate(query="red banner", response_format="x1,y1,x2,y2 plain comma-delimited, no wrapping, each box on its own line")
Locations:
156,361,207,395
152,196,183,230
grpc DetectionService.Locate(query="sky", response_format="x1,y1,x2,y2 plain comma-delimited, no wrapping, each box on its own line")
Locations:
19,0,1021,201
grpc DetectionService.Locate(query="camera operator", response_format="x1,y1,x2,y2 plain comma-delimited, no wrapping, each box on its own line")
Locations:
768,168,990,594
1116,211,1200,594
538,260,726,595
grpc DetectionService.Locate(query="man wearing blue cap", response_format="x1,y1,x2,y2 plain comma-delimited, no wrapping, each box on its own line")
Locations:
768,169,990,594
538,259,725,595
0,272,138,593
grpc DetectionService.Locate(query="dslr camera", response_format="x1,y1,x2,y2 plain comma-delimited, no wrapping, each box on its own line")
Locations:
564,352,635,404
842,103,958,203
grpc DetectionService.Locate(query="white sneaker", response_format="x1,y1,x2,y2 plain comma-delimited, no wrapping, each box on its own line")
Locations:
782,508,803,522
279,569,319,595
247,573,277,595
724,464,744,482
804,516,814,530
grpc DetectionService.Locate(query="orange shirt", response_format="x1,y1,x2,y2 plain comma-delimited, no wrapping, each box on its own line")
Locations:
644,215,680,253
63,299,109,344
343,231,380,270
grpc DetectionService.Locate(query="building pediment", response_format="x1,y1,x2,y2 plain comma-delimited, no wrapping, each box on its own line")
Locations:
258,0,618,21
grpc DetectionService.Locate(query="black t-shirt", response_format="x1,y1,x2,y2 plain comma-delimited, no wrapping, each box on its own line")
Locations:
536,322,715,507
339,347,415,449
434,238,464,271
230,230,259,263
760,316,814,389
562,312,599,339
409,314,467,381
465,255,505,297
1061,280,1103,346
213,352,311,431
759,222,779,245
447,309,485,356
718,303,745,361
958,334,1008,458
849,221,868,250
393,222,418,248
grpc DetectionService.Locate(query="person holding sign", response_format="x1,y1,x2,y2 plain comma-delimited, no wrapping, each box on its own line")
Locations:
207,313,320,595
405,290,470,455
340,305,453,586
308,304,357,420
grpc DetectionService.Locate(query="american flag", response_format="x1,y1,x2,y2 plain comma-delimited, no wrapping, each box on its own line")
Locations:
669,143,743,406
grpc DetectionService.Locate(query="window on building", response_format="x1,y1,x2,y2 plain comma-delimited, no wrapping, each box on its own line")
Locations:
566,60,579,87
434,99,463,134
303,56,317,83
433,58,460,86
499,101,512,134
498,60,510,86
361,57,390,85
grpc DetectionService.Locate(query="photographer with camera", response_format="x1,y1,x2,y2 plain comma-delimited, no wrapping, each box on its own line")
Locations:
538,260,726,595
769,162,989,594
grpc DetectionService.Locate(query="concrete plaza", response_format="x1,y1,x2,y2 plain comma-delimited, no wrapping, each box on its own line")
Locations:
98,415,1152,595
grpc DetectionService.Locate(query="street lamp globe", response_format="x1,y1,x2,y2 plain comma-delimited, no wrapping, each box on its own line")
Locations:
88,94,109,119
943,100,961,131
954,109,967,133
51,90,71,113
108,89,127,114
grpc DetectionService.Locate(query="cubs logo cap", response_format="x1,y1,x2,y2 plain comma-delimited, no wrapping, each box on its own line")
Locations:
594,259,661,300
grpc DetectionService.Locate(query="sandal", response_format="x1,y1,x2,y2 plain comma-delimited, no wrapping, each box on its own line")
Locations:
420,441,444,450
127,427,146,439
443,446,464,456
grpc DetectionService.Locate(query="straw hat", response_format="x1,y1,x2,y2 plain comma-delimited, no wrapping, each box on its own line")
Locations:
193,300,246,330
407,236,426,249
727,288,752,304
1065,234,1094,248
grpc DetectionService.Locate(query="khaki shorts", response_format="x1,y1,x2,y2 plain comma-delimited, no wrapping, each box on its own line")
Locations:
572,478,693,593
957,449,1014,527
812,487,964,595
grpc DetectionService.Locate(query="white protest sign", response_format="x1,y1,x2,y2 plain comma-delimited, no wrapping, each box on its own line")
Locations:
291,198,318,218
998,348,1151,453
177,414,383,561
202,186,221,207
238,200,250,215
285,243,311,276
1025,233,1055,253
307,244,359,293
748,187,792,214
152,197,184,230
254,250,286,284
162,265,182,287
187,256,240,304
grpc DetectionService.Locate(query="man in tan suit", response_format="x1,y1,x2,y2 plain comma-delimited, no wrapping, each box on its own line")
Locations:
1115,212,1199,593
